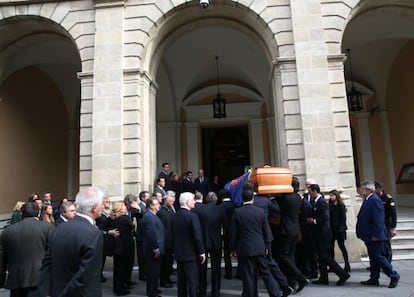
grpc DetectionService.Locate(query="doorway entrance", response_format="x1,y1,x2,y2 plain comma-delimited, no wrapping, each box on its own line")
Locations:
202,126,251,185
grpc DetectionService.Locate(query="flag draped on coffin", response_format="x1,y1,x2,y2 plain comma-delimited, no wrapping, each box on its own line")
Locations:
224,172,250,207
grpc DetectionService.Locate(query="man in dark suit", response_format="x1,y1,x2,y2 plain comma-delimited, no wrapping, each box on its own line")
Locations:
194,169,211,198
141,197,165,297
172,192,206,297
193,192,225,297
55,201,76,226
0,202,55,297
158,193,175,288
158,162,171,190
39,186,105,297
124,193,143,284
182,171,196,193
231,183,281,297
154,177,167,198
307,184,349,286
357,180,400,288
277,177,309,293
374,181,397,262
136,191,149,281
217,189,235,279
42,191,59,211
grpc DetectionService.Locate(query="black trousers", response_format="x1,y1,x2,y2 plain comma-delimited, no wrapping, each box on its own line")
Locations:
199,248,222,297
223,236,233,277
113,254,131,293
278,235,307,284
146,255,161,297
160,248,174,284
177,260,200,297
10,287,38,297
136,240,147,279
316,240,347,281
239,255,281,297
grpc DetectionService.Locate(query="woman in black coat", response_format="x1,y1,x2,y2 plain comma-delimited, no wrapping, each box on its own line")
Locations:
108,201,135,296
329,190,350,273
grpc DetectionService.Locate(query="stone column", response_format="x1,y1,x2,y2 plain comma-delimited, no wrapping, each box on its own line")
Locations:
91,1,125,196
249,119,264,166
139,72,158,192
185,122,199,172
122,69,141,195
379,111,397,194
78,72,93,187
355,112,375,180
272,57,305,174
290,0,342,186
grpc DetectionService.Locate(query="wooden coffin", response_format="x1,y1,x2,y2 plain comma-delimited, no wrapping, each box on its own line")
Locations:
249,166,293,194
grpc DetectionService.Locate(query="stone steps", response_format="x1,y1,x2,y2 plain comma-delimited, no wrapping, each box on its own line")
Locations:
390,219,414,259
361,218,414,261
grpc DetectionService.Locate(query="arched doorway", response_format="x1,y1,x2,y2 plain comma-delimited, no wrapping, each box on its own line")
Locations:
150,3,277,179
0,16,81,212
202,126,250,184
342,1,414,205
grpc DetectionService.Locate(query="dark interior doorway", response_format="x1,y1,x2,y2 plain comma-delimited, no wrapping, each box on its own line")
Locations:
202,126,251,185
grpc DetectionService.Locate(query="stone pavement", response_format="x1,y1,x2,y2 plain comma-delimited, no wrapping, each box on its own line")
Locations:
0,260,413,297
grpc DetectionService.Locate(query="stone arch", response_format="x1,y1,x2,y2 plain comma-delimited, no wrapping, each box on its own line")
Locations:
0,12,84,210
123,0,298,74
0,2,95,72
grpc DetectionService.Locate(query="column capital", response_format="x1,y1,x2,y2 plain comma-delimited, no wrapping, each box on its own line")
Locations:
94,0,126,8
77,71,93,80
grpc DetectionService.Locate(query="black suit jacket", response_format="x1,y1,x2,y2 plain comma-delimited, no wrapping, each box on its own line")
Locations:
109,215,134,256
278,192,302,237
311,196,332,242
182,178,196,193
0,218,54,289
194,202,224,250
231,203,273,257
329,203,347,233
141,211,165,257
157,206,174,249
39,215,103,297
194,177,211,198
219,199,235,242
172,208,204,262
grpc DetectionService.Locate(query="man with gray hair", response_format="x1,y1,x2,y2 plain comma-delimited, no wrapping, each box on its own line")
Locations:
39,186,105,297
172,192,205,297
55,201,76,226
357,181,400,288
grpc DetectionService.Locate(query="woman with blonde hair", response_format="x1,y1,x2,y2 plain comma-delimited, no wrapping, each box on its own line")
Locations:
41,204,55,224
10,201,25,224
108,201,134,296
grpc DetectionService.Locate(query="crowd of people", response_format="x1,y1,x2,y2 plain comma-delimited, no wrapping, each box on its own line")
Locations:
0,162,400,297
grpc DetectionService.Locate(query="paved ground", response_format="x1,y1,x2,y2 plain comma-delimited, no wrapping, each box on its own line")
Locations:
0,260,413,297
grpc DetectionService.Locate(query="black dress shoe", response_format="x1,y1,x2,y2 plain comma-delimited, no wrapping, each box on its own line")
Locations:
224,274,233,280
312,279,329,285
160,283,173,288
115,290,130,296
139,275,147,281
101,275,107,283
282,285,294,297
296,278,309,292
127,280,137,286
360,279,379,286
389,276,399,288
336,274,350,286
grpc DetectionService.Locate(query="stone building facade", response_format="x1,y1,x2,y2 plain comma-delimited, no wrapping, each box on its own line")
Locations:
1,0,414,259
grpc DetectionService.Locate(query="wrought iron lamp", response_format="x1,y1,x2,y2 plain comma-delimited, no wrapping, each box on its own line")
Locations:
212,56,226,118
346,49,363,112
